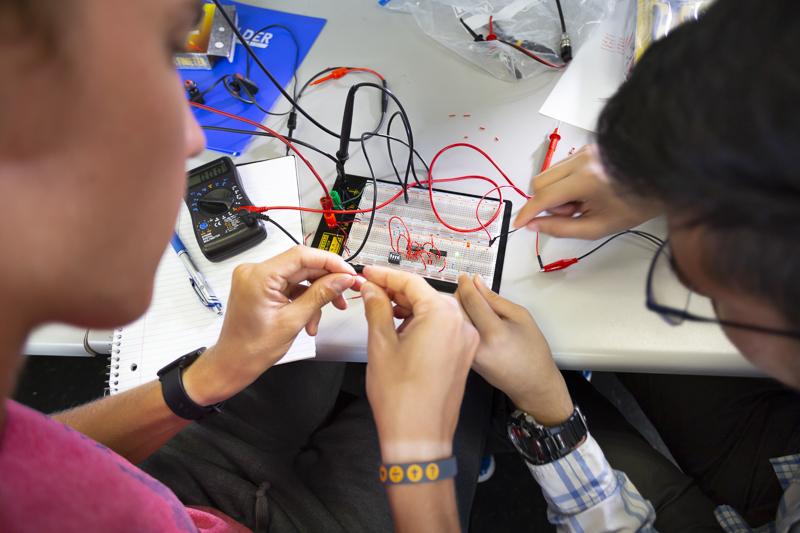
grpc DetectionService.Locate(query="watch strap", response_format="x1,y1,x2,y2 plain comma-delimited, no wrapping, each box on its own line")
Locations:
508,406,588,465
379,456,458,485
157,348,222,420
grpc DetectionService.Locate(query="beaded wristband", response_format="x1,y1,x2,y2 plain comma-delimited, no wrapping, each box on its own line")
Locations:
379,456,458,485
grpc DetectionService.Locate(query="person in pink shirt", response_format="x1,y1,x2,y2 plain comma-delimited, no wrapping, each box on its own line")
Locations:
0,1,483,531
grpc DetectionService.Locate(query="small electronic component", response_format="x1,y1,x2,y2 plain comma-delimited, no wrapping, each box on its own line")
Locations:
388,251,402,265
411,244,447,257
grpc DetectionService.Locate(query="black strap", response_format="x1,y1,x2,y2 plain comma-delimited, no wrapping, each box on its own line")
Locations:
158,348,222,420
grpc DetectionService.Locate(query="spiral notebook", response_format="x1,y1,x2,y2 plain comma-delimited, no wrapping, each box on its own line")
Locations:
109,156,313,395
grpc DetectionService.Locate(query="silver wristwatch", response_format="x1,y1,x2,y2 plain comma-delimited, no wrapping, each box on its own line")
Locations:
507,406,588,465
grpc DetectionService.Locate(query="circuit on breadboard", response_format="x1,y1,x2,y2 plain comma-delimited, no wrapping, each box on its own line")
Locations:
310,175,512,293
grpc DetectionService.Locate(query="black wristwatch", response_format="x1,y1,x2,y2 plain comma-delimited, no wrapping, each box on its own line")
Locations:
507,406,588,465
157,347,223,420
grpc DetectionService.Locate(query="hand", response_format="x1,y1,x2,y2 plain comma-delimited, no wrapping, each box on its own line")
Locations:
513,145,660,240
183,245,359,405
360,266,479,463
456,274,573,426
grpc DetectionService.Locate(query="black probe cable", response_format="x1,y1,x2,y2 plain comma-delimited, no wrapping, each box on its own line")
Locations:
336,82,414,187
241,212,301,245
199,24,301,116
339,128,430,263
201,126,339,164
343,131,380,262
211,0,388,143
554,0,567,33
386,110,425,192
285,67,337,153
245,24,301,117
285,66,389,155
576,230,664,261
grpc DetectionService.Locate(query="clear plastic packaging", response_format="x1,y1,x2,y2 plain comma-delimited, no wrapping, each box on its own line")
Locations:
633,0,709,63
378,0,614,82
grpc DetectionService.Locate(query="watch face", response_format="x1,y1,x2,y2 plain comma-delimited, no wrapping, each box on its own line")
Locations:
507,419,542,464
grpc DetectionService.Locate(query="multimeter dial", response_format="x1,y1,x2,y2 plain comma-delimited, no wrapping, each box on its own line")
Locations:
185,157,267,262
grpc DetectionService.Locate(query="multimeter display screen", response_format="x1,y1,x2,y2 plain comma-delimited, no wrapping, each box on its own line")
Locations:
188,161,228,188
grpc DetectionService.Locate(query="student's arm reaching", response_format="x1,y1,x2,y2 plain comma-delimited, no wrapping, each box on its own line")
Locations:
514,145,661,240
360,266,480,533
456,274,657,532
54,246,358,464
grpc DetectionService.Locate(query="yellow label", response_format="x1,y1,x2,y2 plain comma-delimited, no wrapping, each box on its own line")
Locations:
317,232,343,255
425,463,440,481
407,464,423,483
389,466,404,483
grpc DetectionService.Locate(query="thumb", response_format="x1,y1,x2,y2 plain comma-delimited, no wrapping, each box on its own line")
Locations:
361,281,397,351
287,273,355,326
473,275,527,322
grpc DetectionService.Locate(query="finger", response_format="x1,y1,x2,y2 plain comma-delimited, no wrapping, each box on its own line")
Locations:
288,284,309,301
305,307,322,336
456,273,502,332
362,265,437,311
530,151,580,191
332,293,348,310
527,214,609,240
513,174,587,229
547,202,582,217
284,273,355,328
473,274,529,322
255,245,355,286
361,281,398,350
532,144,599,188
396,315,414,335
393,304,412,319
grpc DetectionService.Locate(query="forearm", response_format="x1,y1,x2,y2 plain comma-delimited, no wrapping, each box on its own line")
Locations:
386,481,461,533
52,379,189,464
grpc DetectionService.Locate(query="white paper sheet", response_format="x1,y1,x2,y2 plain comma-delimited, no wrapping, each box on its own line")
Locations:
539,0,634,133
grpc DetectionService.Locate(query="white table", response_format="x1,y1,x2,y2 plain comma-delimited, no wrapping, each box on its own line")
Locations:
24,0,754,377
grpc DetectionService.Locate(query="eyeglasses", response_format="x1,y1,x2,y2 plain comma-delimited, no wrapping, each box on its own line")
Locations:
645,240,800,340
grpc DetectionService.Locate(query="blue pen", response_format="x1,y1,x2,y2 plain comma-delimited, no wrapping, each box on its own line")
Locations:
170,232,224,316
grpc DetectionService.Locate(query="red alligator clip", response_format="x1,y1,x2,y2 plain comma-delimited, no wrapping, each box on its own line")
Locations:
542,258,578,272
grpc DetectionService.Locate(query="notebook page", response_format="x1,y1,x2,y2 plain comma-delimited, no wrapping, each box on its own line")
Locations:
110,156,312,394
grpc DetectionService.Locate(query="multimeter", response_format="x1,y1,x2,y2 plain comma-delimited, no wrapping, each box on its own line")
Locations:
186,157,266,262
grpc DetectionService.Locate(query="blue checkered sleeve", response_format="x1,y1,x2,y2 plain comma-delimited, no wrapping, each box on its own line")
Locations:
527,434,657,532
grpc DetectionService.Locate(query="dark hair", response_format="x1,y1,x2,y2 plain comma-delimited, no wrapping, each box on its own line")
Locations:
597,0,800,326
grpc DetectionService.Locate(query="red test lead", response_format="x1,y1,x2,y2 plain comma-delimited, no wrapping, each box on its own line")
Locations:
540,126,561,172
310,67,386,86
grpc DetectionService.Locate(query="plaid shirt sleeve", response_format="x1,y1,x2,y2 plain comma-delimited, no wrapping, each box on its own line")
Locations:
527,433,657,532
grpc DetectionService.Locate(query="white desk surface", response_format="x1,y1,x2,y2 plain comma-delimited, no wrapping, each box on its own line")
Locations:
24,0,755,376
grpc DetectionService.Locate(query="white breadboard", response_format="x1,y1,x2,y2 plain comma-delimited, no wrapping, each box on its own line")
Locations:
346,182,510,290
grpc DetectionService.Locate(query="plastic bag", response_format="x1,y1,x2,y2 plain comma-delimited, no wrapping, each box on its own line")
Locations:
634,0,709,63
379,0,614,81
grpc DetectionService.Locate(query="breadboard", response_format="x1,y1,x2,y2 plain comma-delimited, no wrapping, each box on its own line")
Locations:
311,177,511,293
